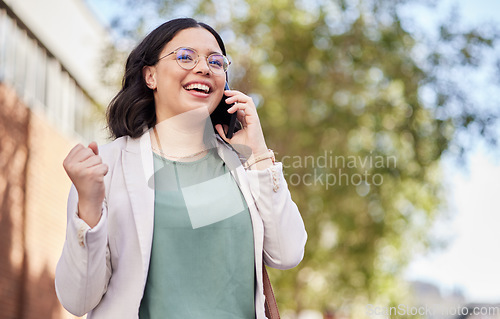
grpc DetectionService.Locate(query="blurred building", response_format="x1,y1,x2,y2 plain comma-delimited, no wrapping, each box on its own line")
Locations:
410,280,466,319
410,281,500,319
0,0,111,318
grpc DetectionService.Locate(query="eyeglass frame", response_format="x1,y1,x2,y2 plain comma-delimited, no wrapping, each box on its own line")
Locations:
157,47,231,74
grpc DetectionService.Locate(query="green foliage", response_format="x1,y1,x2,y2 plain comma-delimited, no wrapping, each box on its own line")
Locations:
100,0,499,315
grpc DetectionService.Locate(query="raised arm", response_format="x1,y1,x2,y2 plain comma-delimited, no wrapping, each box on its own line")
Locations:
55,143,111,316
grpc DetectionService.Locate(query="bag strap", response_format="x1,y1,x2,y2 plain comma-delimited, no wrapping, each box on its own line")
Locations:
262,263,280,319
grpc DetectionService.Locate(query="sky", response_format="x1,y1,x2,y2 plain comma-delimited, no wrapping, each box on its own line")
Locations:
84,0,500,305
405,143,500,303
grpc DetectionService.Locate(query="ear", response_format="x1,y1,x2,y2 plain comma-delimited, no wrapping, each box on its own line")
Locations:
142,66,157,90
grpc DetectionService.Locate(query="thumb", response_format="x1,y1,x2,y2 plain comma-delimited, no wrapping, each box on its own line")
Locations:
88,141,99,155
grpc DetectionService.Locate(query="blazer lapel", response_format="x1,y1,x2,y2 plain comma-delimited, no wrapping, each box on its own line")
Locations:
215,138,264,279
121,130,155,282
215,137,259,212
215,138,249,198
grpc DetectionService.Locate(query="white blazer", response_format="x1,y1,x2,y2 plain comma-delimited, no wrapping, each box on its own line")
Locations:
55,129,307,319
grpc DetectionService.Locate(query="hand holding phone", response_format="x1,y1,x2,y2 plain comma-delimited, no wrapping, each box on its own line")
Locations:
210,82,240,139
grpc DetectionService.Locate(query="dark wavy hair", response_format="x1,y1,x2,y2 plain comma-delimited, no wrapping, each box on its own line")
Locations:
106,18,230,139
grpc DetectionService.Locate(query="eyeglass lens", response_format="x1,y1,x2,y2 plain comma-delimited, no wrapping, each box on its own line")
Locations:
175,48,228,73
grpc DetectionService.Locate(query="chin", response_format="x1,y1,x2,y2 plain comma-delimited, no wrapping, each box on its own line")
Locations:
181,103,215,117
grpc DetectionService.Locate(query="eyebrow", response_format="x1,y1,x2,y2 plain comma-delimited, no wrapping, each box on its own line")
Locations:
208,49,224,55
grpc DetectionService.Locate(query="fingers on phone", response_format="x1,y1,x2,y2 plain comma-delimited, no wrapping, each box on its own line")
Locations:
236,109,246,122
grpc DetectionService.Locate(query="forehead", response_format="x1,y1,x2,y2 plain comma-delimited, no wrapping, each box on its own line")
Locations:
162,27,222,54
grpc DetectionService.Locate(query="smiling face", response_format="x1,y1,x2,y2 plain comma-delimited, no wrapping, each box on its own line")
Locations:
143,27,227,123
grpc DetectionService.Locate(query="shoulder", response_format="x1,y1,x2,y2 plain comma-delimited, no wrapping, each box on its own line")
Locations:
97,135,144,168
98,136,128,160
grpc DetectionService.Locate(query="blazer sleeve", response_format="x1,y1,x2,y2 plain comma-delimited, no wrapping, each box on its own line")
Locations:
245,162,307,270
55,184,112,317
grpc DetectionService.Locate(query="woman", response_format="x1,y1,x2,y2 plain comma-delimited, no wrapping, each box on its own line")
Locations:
55,18,307,319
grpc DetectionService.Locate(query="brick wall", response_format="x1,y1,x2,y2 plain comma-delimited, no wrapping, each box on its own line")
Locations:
0,81,30,319
0,83,85,319
24,110,82,319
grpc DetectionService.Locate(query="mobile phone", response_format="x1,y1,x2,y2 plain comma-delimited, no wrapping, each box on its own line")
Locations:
225,83,237,139
210,82,239,139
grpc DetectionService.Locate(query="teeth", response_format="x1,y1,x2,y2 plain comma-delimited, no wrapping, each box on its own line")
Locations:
184,83,210,93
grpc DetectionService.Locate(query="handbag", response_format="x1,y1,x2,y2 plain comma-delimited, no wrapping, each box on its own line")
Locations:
262,263,281,319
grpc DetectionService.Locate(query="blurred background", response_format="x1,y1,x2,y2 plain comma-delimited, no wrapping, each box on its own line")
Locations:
0,0,499,318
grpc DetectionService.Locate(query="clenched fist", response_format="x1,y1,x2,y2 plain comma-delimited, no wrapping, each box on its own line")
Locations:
63,142,108,228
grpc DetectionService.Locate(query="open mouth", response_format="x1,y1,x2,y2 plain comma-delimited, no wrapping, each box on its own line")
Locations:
183,83,211,94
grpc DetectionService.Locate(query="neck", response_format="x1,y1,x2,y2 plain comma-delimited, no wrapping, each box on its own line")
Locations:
152,107,215,158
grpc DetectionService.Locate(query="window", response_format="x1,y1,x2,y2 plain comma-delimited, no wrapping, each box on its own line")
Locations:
0,8,102,142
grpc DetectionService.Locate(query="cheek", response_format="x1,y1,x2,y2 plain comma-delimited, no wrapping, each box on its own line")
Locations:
216,88,225,102
211,93,223,111
215,89,224,101
214,78,226,100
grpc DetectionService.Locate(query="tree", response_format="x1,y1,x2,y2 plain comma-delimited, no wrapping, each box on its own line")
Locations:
98,0,499,315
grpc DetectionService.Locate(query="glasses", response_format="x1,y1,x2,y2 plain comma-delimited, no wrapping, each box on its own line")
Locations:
158,47,230,74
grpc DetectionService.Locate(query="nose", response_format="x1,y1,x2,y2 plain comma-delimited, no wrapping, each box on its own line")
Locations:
193,57,211,75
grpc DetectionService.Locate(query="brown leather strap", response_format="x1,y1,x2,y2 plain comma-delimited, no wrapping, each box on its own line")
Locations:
262,263,280,319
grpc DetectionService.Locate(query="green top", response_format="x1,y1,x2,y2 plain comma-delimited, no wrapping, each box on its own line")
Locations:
139,149,255,319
